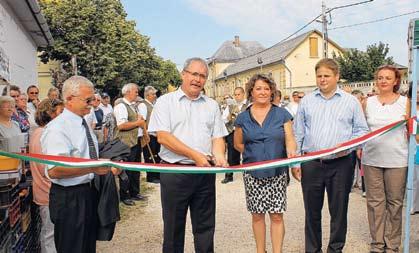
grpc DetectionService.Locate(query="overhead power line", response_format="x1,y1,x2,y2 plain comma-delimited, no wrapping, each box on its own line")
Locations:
329,10,419,30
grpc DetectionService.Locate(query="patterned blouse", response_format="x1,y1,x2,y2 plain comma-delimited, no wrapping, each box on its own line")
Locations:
11,108,30,133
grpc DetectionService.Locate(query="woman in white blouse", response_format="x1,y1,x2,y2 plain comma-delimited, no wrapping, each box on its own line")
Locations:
361,65,410,253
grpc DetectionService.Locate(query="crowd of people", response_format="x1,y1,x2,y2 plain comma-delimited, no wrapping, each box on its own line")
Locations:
0,57,417,253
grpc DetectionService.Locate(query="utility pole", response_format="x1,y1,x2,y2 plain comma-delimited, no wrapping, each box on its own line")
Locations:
321,1,328,58
318,0,374,58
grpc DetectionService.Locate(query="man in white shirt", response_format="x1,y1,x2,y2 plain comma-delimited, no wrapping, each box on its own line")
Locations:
148,57,228,253
113,83,146,206
138,85,160,183
287,90,304,117
41,75,112,253
221,86,247,183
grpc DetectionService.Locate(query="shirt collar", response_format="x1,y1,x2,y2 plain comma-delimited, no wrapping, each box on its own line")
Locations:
122,97,136,105
144,99,154,105
62,108,84,126
313,87,344,99
175,88,206,102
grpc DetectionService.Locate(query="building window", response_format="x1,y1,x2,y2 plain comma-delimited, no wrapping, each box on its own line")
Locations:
309,37,318,58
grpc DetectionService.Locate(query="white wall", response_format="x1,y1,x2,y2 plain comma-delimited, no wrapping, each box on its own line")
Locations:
0,1,38,91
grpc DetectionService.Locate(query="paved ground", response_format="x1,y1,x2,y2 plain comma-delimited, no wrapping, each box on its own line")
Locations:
97,174,419,253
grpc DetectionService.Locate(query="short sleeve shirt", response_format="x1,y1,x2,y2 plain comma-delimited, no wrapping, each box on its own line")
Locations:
148,88,228,164
41,109,96,186
235,105,293,178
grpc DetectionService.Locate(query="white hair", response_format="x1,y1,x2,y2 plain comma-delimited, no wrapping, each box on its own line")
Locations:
183,57,209,75
121,83,138,96
144,86,157,97
0,95,15,107
62,76,94,103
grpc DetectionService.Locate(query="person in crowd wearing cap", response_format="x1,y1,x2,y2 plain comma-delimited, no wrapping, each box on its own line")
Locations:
99,92,113,118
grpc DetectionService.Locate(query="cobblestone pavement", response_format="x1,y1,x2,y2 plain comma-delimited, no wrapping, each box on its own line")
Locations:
97,174,419,253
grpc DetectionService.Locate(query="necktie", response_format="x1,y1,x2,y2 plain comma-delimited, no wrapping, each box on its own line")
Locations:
82,118,98,159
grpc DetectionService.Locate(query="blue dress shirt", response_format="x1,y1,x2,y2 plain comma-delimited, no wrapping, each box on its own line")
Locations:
294,88,369,158
235,105,293,178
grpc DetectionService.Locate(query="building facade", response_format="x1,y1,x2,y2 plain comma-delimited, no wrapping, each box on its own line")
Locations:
205,36,265,98
212,30,344,101
0,0,53,93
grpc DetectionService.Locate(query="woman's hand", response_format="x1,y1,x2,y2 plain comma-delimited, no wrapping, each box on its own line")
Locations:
291,167,301,182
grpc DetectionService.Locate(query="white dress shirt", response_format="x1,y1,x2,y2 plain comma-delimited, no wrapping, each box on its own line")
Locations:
99,103,113,118
148,88,228,164
41,108,97,186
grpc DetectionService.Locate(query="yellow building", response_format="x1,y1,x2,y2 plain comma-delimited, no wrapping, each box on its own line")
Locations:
213,30,344,101
37,57,60,99
205,36,265,98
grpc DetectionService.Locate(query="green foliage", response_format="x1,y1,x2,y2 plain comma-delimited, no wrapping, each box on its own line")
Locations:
39,0,180,93
334,42,394,82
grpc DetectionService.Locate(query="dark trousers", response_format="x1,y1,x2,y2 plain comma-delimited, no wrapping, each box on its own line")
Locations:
119,143,141,200
301,155,354,253
143,135,161,181
225,132,240,179
49,183,97,253
160,172,216,253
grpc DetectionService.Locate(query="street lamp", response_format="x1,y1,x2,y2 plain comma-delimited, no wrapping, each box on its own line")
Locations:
279,58,292,92
257,57,263,73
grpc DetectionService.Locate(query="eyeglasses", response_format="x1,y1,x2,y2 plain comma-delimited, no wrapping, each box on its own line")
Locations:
184,70,207,80
72,95,95,104
298,96,304,98
29,92,39,95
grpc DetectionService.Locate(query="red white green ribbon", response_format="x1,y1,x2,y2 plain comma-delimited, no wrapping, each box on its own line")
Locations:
0,119,408,174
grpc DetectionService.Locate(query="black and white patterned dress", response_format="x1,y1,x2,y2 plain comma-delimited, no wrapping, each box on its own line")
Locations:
234,105,293,214
243,172,288,213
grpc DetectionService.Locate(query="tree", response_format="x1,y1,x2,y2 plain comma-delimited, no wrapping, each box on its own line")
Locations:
334,42,394,82
39,0,180,94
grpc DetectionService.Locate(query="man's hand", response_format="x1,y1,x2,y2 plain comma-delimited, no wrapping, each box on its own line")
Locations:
111,167,122,175
93,166,111,175
136,115,145,127
291,167,301,182
192,152,211,167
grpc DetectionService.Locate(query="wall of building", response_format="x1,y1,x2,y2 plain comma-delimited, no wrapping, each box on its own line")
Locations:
206,62,234,98
214,64,286,101
37,58,60,99
0,1,38,91
284,32,343,94
212,32,344,100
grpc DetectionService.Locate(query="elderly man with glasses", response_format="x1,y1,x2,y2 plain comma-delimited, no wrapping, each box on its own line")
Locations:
148,57,228,253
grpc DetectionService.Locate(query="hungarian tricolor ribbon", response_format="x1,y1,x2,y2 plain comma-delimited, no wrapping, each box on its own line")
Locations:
0,119,409,174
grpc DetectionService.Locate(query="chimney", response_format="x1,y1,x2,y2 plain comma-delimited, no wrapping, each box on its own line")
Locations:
234,35,240,47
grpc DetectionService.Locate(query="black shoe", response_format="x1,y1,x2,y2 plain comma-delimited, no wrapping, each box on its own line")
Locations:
121,199,135,206
151,179,160,184
221,178,233,184
131,194,147,201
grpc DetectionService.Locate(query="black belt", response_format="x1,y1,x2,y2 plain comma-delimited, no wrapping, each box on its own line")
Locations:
52,181,93,189
161,160,196,166
312,154,351,164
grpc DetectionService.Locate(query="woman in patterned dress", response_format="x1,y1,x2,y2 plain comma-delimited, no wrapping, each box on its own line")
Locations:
234,74,297,253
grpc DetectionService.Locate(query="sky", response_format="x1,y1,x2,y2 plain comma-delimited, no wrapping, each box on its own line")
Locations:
121,0,419,68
